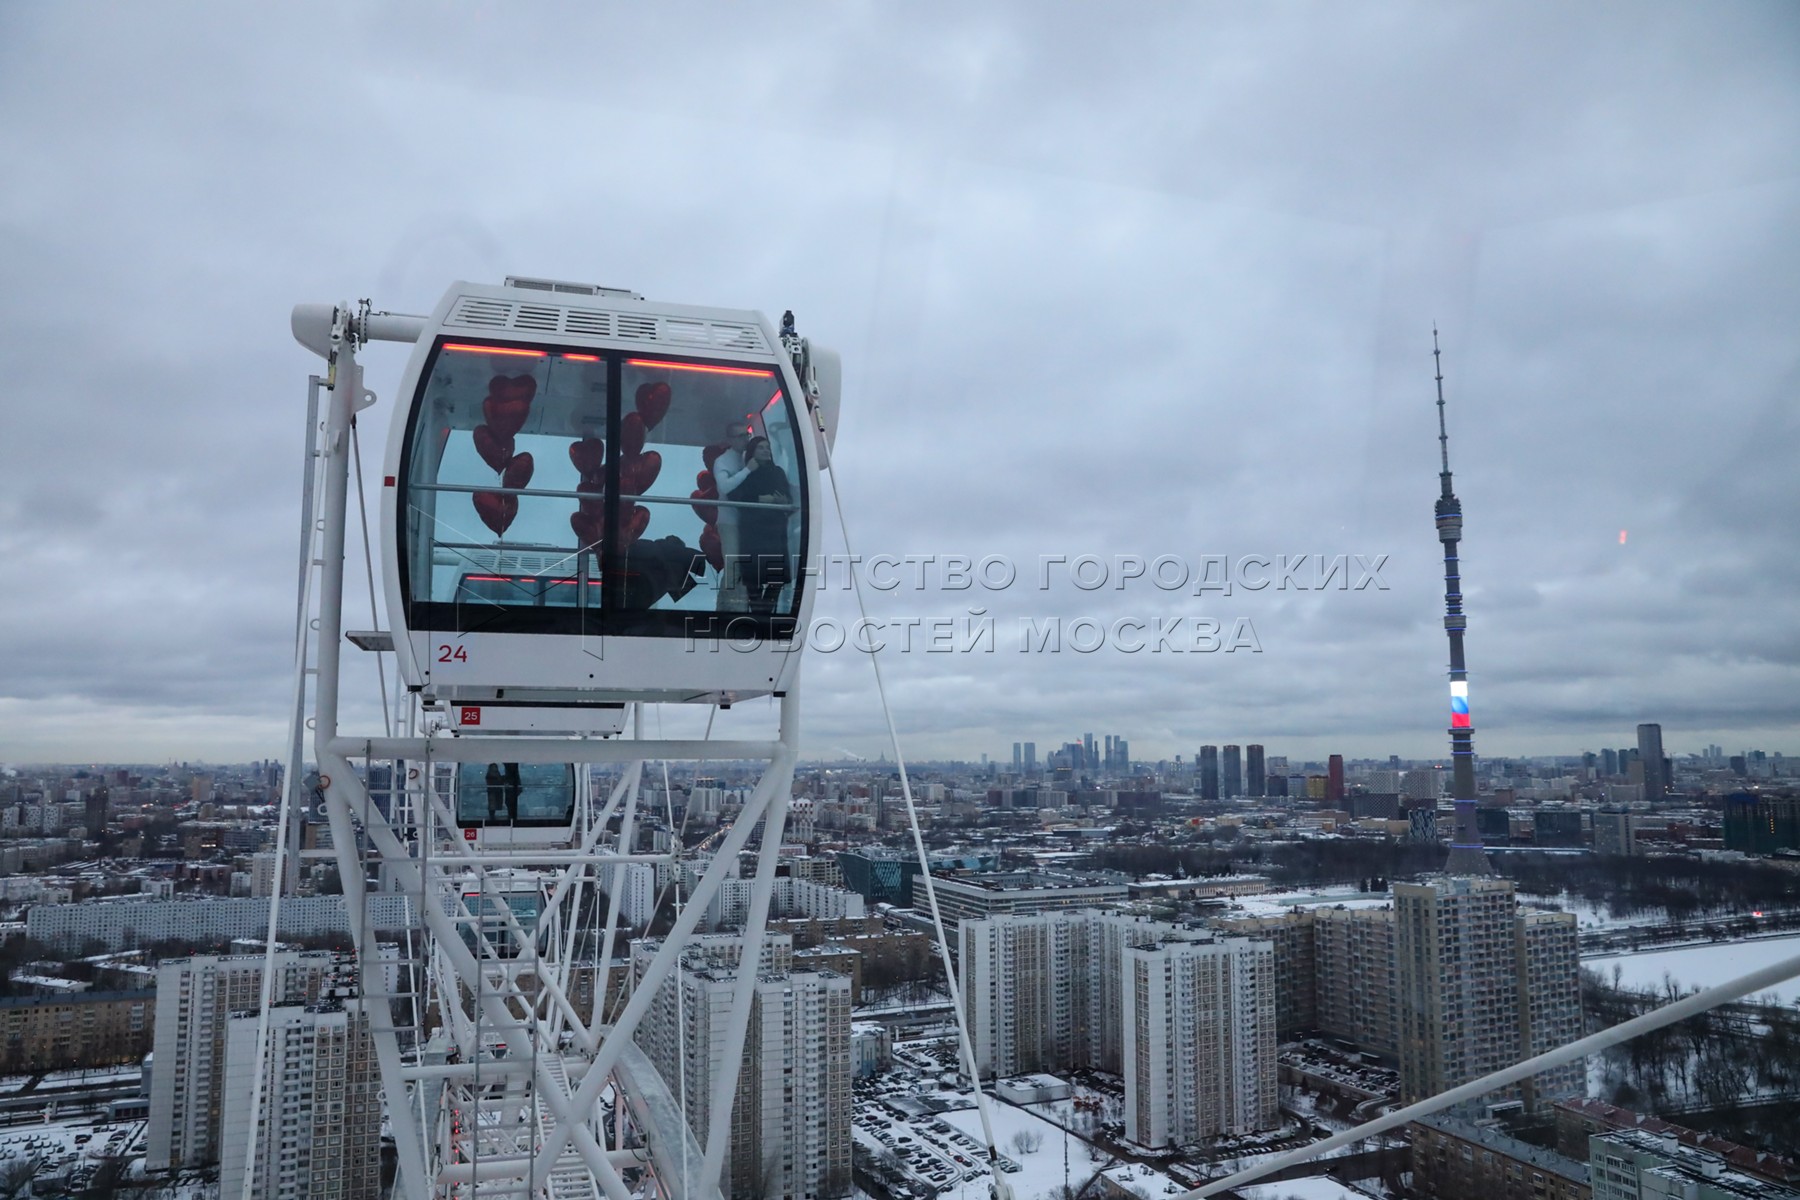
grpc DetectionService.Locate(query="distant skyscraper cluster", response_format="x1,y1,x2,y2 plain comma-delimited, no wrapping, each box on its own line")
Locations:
1011,733,1129,774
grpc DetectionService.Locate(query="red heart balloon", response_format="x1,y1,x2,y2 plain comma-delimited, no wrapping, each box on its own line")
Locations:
489,374,537,404
570,509,603,549
689,488,718,525
483,393,530,439
696,470,715,491
699,524,723,572
620,411,647,458
576,477,605,498
501,451,534,491
619,450,661,496
634,381,672,430
473,425,514,473
569,436,605,478
618,502,650,543
473,491,517,537
701,442,727,473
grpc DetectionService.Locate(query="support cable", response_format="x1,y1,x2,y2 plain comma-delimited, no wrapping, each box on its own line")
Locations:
242,381,325,1200
817,440,1004,1167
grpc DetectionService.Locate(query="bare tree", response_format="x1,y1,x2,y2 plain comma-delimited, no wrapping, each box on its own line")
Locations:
1010,1129,1044,1155
0,1158,39,1200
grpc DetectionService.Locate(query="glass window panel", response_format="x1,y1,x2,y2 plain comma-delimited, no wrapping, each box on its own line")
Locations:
618,357,803,617
403,345,608,613
615,356,799,618
453,762,576,827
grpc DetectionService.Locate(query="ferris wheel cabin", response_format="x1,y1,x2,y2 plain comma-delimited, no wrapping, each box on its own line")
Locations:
299,278,836,710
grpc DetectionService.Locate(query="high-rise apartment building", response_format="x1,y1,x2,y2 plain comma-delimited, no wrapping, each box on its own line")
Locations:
1395,878,1581,1110
959,910,1277,1146
1123,936,1277,1148
1314,905,1398,1058
961,911,1096,1077
1199,746,1220,800
634,935,850,1199
1516,910,1586,1109
1637,723,1667,801
1023,742,1037,773
219,1001,380,1200
148,952,341,1171
1246,745,1266,798
1327,754,1346,803
1209,911,1316,1036
1012,742,1022,772
1401,768,1444,800
1223,745,1242,799
1593,809,1640,857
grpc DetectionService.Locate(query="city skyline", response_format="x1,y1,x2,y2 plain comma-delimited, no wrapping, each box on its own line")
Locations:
2,6,1797,764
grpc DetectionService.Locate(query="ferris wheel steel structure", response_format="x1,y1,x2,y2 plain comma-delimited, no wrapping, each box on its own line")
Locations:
281,278,842,1200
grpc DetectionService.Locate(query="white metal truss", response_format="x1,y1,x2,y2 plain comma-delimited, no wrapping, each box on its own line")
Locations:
281,307,801,1200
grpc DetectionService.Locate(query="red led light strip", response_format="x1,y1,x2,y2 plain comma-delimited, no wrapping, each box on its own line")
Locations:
625,359,774,378
443,343,546,358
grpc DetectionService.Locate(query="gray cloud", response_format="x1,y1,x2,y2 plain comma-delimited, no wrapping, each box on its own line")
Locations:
1,2,1795,763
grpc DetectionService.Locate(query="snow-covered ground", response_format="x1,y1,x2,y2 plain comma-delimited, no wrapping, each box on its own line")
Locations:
1586,932,1800,1004
1223,888,1392,920
1236,1179,1378,1200
939,1098,1094,1200
0,1114,147,1189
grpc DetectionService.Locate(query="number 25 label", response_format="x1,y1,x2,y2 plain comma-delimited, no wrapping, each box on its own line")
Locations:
437,644,468,663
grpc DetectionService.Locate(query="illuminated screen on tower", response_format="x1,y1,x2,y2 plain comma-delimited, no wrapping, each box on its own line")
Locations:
1449,680,1471,729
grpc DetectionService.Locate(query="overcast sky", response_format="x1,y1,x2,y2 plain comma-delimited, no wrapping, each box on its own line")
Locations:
2,3,1796,767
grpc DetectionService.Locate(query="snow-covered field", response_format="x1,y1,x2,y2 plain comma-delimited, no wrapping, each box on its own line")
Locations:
939,1098,1092,1200
1586,932,1800,1005
1236,1179,1377,1200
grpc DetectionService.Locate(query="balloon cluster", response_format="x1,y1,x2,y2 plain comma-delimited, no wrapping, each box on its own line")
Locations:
690,438,734,573
568,381,673,553
472,375,536,536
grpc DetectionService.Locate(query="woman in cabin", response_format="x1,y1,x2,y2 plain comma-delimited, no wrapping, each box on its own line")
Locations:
719,435,792,614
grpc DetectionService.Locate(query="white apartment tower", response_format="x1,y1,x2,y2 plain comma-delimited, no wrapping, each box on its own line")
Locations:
618,862,657,928
147,952,340,1170
634,935,851,1199
1123,937,1277,1149
219,1001,381,1200
959,911,1279,1146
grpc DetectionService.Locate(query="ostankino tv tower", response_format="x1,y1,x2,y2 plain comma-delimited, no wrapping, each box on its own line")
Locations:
1434,330,1495,877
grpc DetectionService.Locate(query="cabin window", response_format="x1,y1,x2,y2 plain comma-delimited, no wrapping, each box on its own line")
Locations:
453,761,577,827
399,341,806,637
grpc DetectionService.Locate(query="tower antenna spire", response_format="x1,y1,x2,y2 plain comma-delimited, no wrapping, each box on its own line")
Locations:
1434,326,1452,481
1433,329,1494,876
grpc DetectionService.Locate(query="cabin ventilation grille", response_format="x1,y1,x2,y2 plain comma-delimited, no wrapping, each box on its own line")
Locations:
445,295,771,354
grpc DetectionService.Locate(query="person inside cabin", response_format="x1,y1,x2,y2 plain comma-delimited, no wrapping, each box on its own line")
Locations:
485,764,505,820
722,435,792,614
712,421,752,611
502,762,522,823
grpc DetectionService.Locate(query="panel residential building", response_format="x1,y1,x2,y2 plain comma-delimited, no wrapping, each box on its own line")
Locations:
1123,936,1277,1148
147,952,342,1171
219,1001,380,1200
